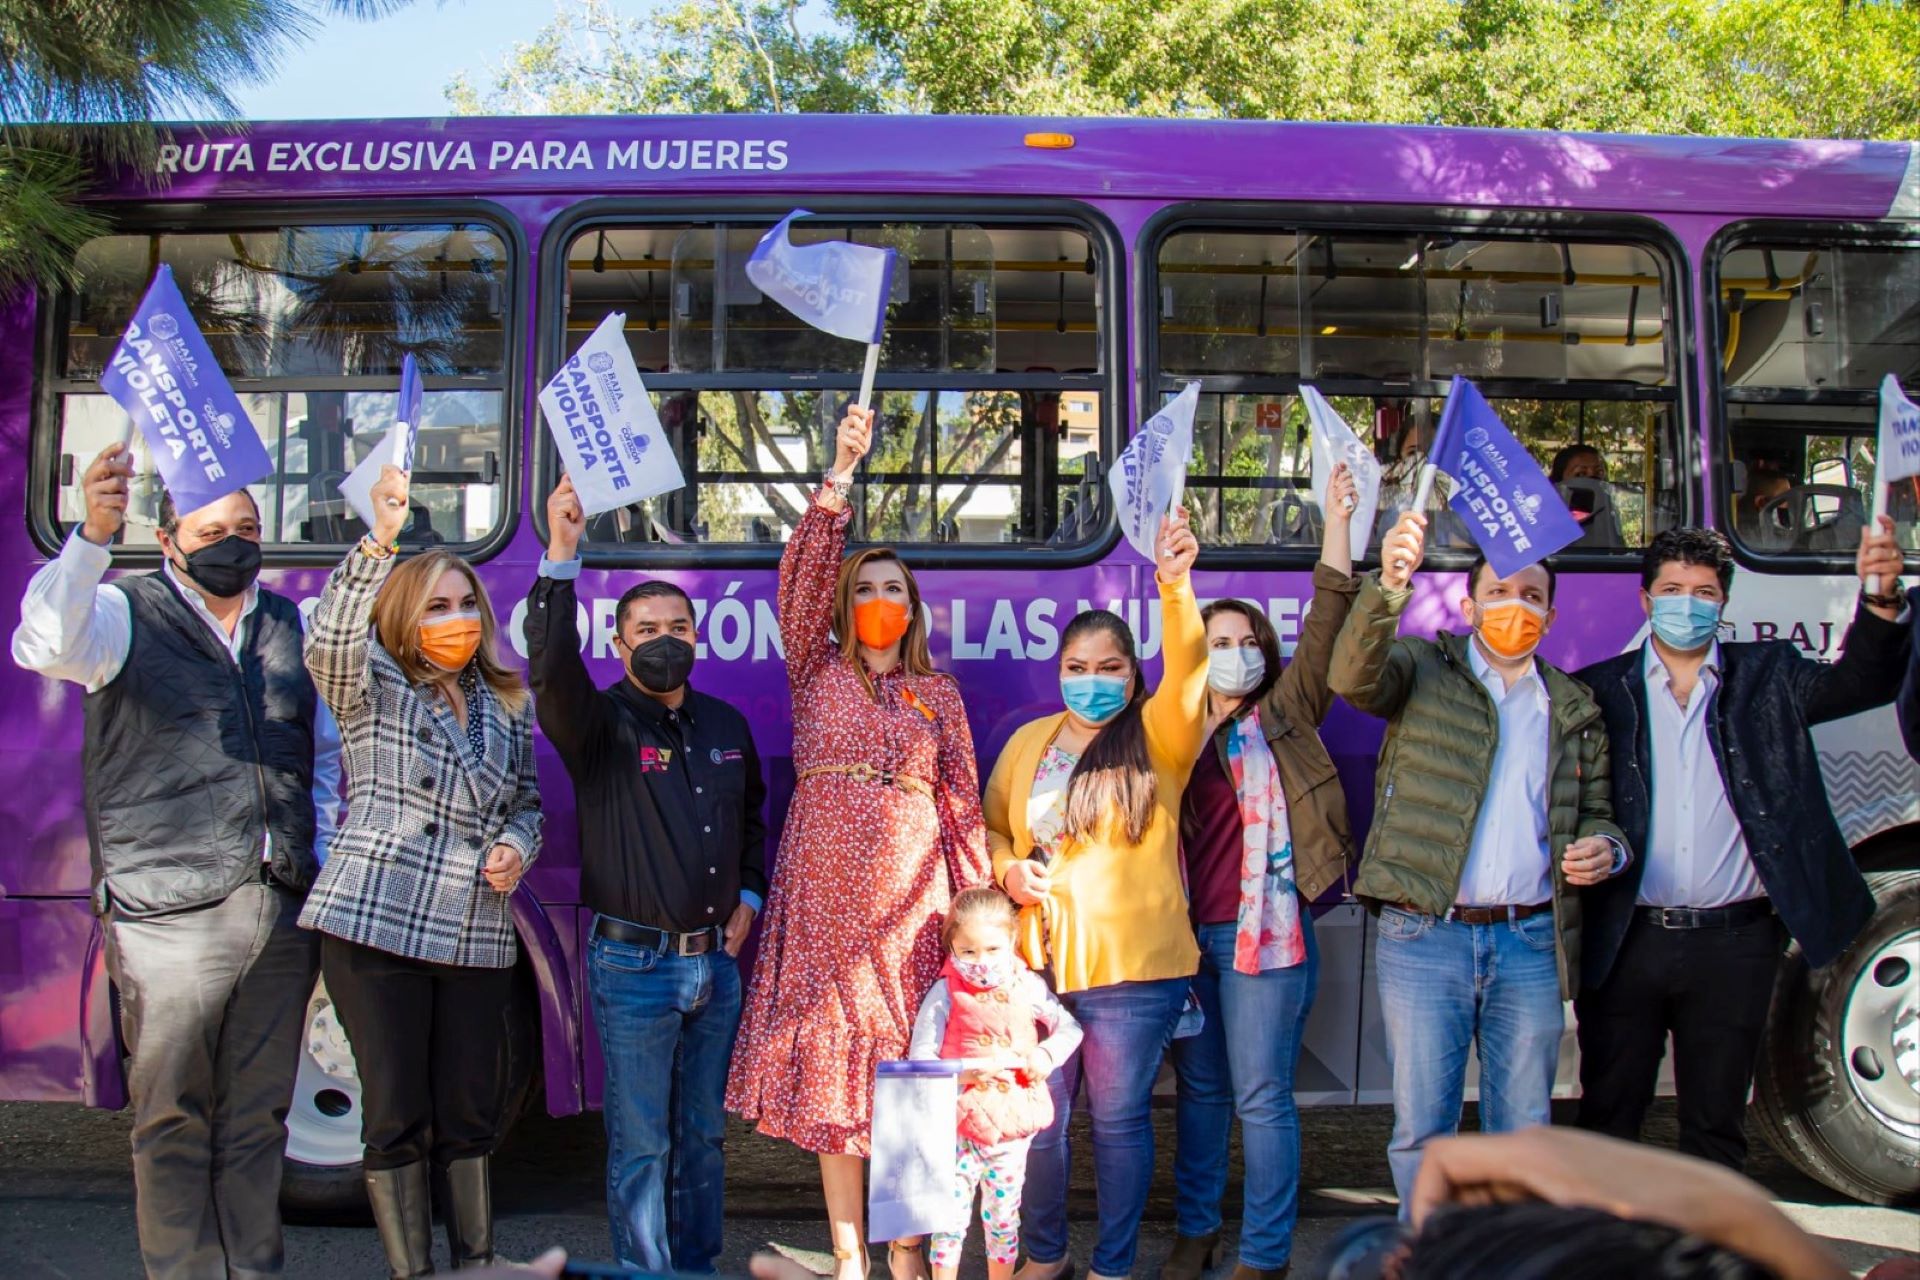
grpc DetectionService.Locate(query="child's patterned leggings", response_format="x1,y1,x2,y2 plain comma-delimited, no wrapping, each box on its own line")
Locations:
929,1135,1031,1268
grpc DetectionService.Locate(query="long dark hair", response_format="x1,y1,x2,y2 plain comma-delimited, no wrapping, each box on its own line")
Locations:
1058,609,1156,846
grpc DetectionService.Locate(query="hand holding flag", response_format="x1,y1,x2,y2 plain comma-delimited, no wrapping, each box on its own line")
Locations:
1867,374,1919,594
746,210,898,410
367,465,410,548
1110,382,1200,562
340,353,424,533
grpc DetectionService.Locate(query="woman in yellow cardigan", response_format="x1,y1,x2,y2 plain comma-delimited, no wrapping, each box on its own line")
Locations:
986,508,1208,1280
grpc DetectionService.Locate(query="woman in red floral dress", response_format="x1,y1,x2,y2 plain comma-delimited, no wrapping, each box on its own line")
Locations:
728,405,991,1280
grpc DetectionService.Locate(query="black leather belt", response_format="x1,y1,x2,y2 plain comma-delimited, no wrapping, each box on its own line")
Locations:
1635,898,1773,930
594,914,722,956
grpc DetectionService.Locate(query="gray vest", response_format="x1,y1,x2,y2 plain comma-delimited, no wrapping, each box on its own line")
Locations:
83,573,319,917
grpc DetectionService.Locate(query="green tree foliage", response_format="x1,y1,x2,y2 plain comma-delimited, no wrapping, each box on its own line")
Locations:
450,0,1919,141
0,0,417,291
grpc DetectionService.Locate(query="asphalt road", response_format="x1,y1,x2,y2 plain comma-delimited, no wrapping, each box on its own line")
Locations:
1,1100,1914,1279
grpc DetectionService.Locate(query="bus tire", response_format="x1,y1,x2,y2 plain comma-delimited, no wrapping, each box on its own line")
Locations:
1752,869,1920,1207
279,964,542,1221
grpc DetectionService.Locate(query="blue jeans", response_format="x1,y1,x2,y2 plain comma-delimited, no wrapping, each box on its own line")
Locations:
588,924,742,1273
1022,976,1188,1277
1170,915,1320,1268
1374,906,1562,1208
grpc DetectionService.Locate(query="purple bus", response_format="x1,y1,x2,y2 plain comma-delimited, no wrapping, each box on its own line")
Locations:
1,117,1914,1209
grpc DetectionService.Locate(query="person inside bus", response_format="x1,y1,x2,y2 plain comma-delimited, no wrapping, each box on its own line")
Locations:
1326,512,1628,1207
525,475,768,1274
1161,463,1361,1280
988,506,1207,1280
1548,445,1625,550
10,444,340,1280
1571,524,1910,1171
299,465,543,1278
726,404,991,1280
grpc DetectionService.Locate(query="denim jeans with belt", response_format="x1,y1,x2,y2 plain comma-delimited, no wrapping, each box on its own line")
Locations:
588,922,742,1273
1374,905,1562,1208
1021,975,1189,1277
1170,913,1320,1268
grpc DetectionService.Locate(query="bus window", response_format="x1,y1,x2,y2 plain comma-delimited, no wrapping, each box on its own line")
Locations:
46,221,513,555
1153,226,1685,559
558,219,1106,552
1719,238,1919,559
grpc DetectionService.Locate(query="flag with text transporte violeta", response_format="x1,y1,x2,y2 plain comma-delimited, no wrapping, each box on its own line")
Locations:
97,264,274,514
1301,385,1383,561
338,353,423,530
745,210,897,344
537,313,685,518
1428,376,1583,579
1109,382,1200,562
1877,373,1920,486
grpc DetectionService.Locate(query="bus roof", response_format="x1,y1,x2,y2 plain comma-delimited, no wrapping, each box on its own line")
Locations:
112,115,1920,221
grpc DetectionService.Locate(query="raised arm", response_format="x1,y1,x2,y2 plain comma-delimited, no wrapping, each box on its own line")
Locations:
525,477,616,771
1142,508,1210,771
778,408,870,696
305,464,410,718
1791,519,1912,726
11,444,138,691
1328,512,1425,719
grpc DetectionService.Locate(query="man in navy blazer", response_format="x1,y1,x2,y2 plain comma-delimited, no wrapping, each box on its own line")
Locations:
1571,523,1910,1171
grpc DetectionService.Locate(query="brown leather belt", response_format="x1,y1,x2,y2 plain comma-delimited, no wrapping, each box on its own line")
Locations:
1392,901,1554,925
798,762,933,798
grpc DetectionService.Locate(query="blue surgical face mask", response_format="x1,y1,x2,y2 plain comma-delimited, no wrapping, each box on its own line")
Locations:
1649,594,1722,652
1061,673,1130,725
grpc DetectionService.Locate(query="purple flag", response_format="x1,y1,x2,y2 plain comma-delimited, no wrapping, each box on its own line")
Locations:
98,265,273,514
394,353,423,471
1429,376,1583,579
745,210,897,345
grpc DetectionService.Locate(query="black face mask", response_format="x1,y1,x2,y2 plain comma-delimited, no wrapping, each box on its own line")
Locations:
628,635,695,693
174,534,263,599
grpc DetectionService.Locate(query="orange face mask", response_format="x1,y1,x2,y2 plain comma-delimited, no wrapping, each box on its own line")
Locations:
1473,598,1548,660
852,598,912,649
419,612,483,671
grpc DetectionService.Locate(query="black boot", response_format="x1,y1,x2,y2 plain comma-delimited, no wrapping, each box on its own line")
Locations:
366,1162,436,1278
441,1155,494,1269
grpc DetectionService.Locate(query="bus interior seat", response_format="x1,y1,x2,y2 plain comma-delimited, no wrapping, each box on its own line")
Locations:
1556,477,1626,549
1752,485,1866,553
751,517,776,543
1269,489,1320,546
1049,465,1104,546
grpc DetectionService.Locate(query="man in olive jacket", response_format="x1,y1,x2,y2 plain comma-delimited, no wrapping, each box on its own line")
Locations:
1329,512,1629,1206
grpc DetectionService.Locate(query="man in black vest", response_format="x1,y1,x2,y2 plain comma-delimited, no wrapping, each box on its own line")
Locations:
1573,523,1910,1171
12,442,342,1279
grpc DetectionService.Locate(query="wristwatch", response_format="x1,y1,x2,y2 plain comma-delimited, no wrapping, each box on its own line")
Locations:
821,468,854,500
1860,586,1904,610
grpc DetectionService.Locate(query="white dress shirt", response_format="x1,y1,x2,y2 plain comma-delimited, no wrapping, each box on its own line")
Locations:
11,530,344,860
1636,640,1764,909
1455,640,1554,907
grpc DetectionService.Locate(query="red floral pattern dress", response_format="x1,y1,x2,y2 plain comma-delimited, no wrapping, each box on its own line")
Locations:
726,495,991,1156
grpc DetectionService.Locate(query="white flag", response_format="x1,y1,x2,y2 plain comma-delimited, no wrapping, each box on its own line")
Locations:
538,313,686,517
1109,382,1199,562
1301,385,1383,560
1877,373,1920,486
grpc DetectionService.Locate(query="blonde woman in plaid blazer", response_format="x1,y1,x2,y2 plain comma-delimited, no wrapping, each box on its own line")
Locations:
300,467,541,1279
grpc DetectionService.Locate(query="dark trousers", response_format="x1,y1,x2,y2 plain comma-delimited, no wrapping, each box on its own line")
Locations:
321,934,515,1171
1574,912,1785,1170
105,881,318,1280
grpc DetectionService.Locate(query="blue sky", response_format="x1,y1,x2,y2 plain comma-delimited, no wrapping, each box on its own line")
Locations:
226,0,588,120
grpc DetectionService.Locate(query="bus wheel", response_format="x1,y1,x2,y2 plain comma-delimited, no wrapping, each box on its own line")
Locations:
1752,870,1920,1206
279,967,543,1221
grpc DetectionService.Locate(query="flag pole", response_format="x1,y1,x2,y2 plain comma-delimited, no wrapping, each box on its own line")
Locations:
857,342,881,412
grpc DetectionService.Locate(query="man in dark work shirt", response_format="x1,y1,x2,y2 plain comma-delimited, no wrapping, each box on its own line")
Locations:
525,477,767,1275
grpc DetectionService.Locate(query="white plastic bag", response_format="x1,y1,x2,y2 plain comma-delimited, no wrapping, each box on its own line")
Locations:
868,1060,962,1242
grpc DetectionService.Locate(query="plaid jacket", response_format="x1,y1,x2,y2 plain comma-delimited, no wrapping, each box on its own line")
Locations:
298,548,542,968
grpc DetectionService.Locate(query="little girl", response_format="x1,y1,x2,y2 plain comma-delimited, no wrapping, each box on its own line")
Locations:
909,887,1083,1280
